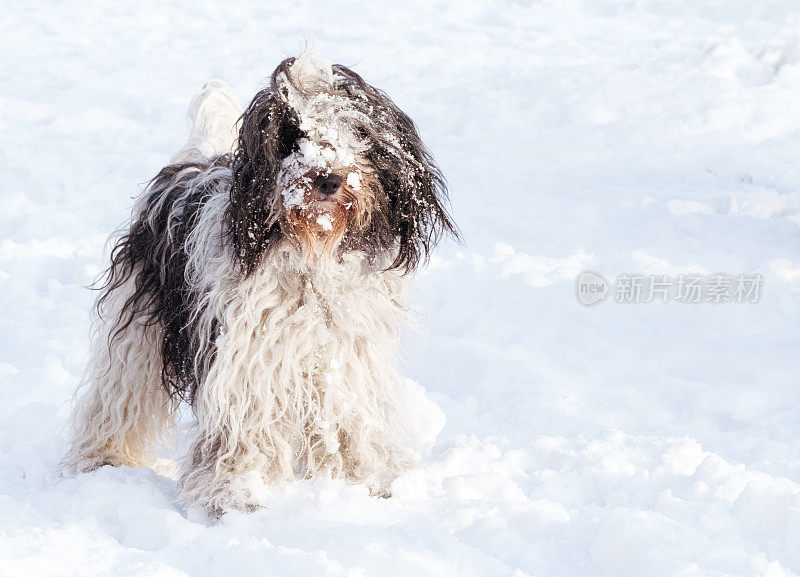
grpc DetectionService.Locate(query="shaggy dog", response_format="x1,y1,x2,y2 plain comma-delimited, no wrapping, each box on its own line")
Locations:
62,53,457,513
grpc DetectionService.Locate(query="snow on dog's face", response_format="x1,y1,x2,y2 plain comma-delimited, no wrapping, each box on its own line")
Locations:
274,57,380,256
228,52,458,273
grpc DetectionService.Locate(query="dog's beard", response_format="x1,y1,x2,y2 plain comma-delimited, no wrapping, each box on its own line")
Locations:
280,173,374,258
286,194,350,257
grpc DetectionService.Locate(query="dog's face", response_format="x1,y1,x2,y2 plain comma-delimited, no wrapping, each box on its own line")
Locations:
228,53,457,274
274,65,382,257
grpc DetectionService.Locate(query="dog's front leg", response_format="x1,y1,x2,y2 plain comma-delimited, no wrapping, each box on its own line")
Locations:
177,298,294,514
179,424,276,515
179,388,292,514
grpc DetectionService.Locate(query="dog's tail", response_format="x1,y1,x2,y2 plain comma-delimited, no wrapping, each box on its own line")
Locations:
171,80,243,164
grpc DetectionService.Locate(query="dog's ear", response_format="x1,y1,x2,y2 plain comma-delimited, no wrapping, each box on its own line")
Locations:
229,59,304,274
384,113,458,273
332,64,458,273
366,98,459,273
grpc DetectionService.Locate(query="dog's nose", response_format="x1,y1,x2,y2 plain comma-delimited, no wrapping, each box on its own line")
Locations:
313,174,342,196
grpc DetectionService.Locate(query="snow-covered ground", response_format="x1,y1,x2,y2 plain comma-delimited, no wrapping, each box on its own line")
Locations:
2,1,800,575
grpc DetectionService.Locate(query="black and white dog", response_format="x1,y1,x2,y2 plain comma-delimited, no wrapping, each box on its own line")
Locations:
63,52,457,513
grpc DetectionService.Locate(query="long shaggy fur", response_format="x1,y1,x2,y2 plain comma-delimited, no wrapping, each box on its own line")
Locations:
63,52,457,513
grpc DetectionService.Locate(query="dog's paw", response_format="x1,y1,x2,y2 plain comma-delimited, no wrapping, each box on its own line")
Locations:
368,485,392,499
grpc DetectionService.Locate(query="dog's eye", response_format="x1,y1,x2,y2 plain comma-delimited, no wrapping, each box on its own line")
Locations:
276,122,306,158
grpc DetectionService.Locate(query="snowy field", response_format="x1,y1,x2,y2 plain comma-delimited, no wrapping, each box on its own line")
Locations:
2,1,800,575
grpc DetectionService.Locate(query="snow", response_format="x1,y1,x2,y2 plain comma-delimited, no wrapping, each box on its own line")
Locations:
2,1,800,576
347,172,362,191
316,214,334,232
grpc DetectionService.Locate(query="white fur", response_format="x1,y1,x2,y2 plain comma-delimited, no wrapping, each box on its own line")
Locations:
182,228,411,511
171,79,243,163
63,270,177,472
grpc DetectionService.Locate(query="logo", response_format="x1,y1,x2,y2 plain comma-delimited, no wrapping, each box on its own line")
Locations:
576,271,608,305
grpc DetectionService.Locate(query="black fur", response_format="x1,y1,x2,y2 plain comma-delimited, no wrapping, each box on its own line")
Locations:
228,59,304,274
332,63,458,271
98,159,228,402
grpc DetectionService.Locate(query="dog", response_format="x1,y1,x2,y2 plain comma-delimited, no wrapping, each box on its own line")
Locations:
62,52,457,513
